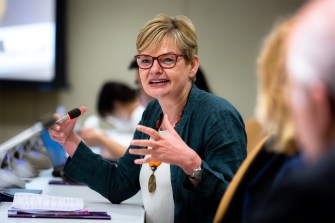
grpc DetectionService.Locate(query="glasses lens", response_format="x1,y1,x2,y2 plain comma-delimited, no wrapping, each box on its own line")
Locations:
136,54,180,69
158,54,177,68
137,55,153,69
148,173,156,193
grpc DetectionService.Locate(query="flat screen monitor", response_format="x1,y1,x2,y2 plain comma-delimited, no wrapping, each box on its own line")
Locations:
0,0,67,90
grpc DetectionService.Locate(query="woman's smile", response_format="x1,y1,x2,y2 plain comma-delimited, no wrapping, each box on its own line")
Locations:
148,79,170,87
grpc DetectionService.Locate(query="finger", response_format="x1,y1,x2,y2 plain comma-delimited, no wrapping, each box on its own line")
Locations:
162,114,178,136
133,156,158,165
49,123,61,131
53,113,62,120
134,158,150,165
130,139,156,148
49,131,59,141
129,148,154,156
49,131,65,142
136,125,161,140
52,134,65,142
79,106,87,115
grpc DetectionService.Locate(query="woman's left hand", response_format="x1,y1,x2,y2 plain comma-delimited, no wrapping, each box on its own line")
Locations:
129,114,201,174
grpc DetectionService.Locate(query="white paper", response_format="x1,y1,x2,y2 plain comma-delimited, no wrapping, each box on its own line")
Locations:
11,193,84,211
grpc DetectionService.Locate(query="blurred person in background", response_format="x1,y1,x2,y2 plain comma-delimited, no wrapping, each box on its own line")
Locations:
194,66,212,93
80,81,145,161
251,0,335,222
129,59,153,106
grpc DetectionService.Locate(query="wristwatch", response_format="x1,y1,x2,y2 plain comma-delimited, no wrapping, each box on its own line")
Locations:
189,166,202,180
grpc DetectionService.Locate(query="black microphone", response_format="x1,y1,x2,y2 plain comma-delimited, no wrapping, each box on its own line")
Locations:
55,108,81,124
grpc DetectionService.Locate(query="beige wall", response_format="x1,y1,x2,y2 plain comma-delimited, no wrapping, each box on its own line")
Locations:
0,0,304,143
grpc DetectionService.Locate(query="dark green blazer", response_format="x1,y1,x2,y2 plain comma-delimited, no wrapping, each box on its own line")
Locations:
64,84,247,223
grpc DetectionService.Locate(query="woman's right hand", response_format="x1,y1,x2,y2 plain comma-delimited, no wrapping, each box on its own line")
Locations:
48,106,87,157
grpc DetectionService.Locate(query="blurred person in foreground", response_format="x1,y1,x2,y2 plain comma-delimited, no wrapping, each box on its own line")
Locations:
251,0,335,222
49,14,246,222
214,18,301,223
80,81,145,161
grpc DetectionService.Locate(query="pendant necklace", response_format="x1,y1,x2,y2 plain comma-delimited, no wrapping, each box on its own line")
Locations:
147,112,183,193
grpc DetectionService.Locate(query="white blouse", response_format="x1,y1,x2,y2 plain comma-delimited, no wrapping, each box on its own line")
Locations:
139,130,174,223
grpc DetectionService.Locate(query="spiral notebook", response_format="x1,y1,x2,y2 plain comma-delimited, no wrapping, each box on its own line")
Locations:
8,193,111,220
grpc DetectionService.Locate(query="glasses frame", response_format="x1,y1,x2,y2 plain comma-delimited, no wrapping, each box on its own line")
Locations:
134,53,184,69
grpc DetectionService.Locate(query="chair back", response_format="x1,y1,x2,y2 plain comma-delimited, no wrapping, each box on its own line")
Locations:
245,118,266,153
213,135,268,223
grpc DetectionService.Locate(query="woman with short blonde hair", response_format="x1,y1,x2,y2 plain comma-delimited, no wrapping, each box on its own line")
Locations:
50,14,247,223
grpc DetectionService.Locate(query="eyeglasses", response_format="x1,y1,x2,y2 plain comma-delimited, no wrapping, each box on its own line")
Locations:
134,53,184,69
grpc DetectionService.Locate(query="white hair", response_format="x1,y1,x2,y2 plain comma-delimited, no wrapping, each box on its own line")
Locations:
286,0,335,97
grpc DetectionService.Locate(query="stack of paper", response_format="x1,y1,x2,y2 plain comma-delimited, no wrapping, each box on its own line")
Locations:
8,193,111,219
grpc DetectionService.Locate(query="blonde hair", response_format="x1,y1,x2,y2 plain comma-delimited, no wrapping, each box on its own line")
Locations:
136,14,198,64
255,18,296,154
0,0,6,21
